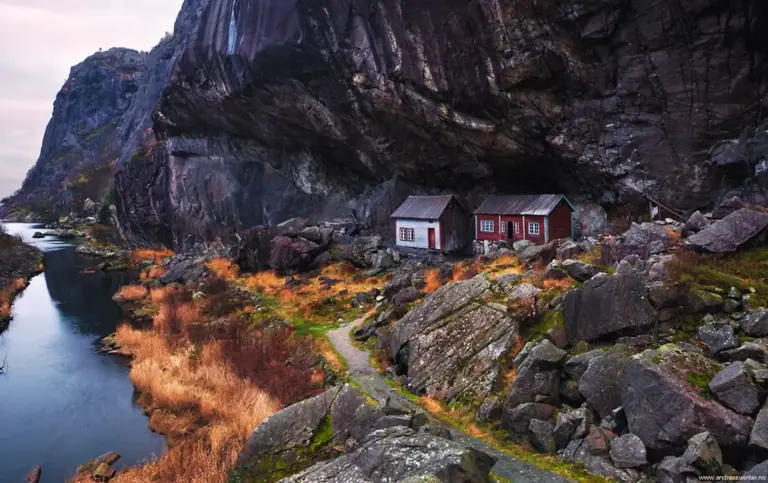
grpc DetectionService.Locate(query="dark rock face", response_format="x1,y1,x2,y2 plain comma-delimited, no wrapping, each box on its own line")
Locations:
389,276,519,403
106,0,768,246
564,273,656,344
696,323,739,356
740,309,768,337
11,0,768,246
708,361,761,415
561,259,602,283
621,345,751,451
500,402,557,439
609,433,646,469
680,432,723,477
504,340,566,408
749,405,768,451
578,345,634,419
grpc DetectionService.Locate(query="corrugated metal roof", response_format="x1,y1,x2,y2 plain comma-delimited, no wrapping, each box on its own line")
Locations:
474,194,574,216
391,195,456,220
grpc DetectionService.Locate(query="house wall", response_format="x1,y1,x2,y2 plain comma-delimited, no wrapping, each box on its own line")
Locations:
475,214,505,241
440,203,469,252
501,215,524,241
394,218,441,249
548,200,574,241
523,215,546,244
475,214,547,244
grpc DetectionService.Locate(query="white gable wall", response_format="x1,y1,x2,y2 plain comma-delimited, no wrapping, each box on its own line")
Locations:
394,219,441,249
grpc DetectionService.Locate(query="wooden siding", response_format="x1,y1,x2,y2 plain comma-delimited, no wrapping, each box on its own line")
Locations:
439,202,469,252
548,200,573,241
476,214,547,244
394,219,441,249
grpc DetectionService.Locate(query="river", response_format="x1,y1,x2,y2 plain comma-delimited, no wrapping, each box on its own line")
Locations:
0,223,165,482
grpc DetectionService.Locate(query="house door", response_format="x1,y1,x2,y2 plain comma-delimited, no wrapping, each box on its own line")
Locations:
508,222,515,240
428,228,436,249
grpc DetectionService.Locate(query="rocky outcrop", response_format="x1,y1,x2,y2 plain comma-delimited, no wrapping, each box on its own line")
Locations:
237,384,495,482
686,209,768,253
621,345,751,451
389,276,519,403
283,426,495,482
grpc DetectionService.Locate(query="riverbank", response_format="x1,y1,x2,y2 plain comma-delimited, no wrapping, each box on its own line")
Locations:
76,254,331,483
0,227,44,332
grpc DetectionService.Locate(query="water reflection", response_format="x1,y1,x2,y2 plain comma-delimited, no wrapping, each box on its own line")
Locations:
0,223,164,483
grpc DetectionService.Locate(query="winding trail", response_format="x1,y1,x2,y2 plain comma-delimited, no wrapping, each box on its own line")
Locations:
327,321,570,483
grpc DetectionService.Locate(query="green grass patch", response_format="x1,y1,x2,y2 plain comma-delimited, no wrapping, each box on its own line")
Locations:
668,249,768,308
523,309,564,340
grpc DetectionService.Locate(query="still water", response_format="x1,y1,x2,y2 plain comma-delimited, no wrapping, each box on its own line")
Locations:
0,223,164,482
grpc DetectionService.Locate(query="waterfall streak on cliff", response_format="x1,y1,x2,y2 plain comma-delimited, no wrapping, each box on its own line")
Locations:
227,0,238,54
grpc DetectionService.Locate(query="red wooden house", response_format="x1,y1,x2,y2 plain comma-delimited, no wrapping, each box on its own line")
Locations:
474,194,575,244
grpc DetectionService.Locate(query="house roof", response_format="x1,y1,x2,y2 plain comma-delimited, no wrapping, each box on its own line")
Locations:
474,194,575,216
391,195,457,220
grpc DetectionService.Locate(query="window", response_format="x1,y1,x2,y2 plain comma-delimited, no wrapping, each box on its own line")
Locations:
528,221,540,235
514,222,520,234
399,227,415,242
480,220,495,233
500,221,505,234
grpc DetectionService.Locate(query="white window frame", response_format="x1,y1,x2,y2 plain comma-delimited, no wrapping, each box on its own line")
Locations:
399,227,415,242
514,222,520,234
480,220,495,233
528,221,540,236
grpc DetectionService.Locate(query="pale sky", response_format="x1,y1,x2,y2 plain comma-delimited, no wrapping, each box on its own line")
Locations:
0,0,184,198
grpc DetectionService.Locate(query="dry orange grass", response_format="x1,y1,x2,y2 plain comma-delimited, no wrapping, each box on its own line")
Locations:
0,298,10,319
0,278,28,318
153,301,201,336
132,248,175,265
664,226,682,243
113,284,149,303
423,269,441,293
207,258,240,281
243,262,386,319
542,278,574,290
243,270,284,293
147,265,168,279
315,337,347,373
150,286,176,305
111,325,281,483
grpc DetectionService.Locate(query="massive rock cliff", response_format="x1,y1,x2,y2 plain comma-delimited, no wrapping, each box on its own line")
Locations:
116,0,768,249
0,48,145,219
0,0,207,222
7,0,768,247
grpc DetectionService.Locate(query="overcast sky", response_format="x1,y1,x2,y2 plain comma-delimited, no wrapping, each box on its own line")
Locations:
0,0,184,198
